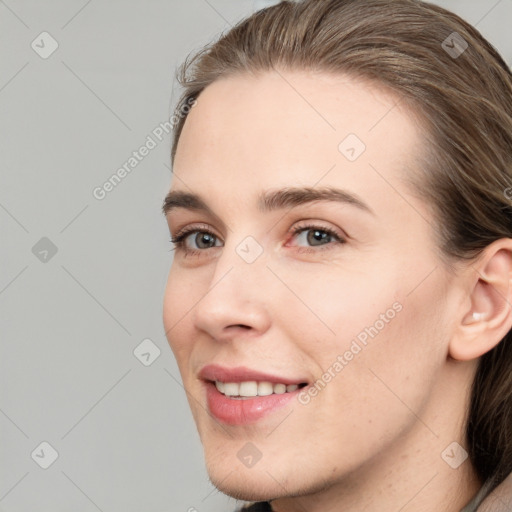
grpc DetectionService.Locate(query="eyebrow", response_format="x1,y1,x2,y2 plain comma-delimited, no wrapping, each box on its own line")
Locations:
162,186,375,218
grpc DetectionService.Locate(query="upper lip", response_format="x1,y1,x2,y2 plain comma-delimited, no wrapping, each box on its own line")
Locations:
199,364,308,385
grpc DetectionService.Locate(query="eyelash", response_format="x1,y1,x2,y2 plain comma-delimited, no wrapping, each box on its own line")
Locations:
169,222,346,257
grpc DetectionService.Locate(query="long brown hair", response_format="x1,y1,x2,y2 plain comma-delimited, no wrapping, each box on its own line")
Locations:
168,0,512,497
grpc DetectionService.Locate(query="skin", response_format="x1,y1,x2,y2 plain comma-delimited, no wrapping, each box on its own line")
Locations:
162,70,512,512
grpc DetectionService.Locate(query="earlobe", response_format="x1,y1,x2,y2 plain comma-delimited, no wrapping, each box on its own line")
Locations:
449,243,512,362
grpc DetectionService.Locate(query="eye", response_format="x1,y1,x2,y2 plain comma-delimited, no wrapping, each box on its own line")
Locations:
288,223,346,252
169,222,346,257
170,224,221,256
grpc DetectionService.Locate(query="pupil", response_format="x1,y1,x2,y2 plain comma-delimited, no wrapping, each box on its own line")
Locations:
197,233,214,248
308,229,328,245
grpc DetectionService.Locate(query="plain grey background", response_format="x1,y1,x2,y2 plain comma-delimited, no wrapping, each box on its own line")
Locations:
1,1,511,511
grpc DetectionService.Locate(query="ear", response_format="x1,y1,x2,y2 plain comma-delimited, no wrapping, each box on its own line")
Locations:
449,239,512,361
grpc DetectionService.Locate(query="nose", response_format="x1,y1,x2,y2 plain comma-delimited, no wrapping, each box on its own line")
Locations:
191,242,272,342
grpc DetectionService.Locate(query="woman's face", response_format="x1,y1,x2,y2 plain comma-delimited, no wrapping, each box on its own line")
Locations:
163,70,465,501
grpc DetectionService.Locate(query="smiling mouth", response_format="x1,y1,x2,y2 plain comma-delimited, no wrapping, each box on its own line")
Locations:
212,380,308,399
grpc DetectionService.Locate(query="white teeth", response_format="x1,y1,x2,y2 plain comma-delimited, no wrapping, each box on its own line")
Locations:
214,380,302,397
257,381,274,396
273,383,286,394
239,381,258,396
223,382,240,397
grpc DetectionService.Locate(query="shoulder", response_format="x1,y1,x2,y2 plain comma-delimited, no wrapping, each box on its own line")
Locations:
476,472,512,511
462,472,512,511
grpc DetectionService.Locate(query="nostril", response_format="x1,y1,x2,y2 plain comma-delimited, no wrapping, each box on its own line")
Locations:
225,324,252,332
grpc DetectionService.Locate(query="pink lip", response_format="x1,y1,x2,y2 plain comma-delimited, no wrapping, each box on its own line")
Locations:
203,381,303,425
198,364,309,425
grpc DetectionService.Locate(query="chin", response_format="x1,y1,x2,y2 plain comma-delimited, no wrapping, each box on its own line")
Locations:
204,454,331,503
207,468,298,503
203,453,279,501
210,476,277,502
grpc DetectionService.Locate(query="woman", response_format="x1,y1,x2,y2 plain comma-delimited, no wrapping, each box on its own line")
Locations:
162,1,512,510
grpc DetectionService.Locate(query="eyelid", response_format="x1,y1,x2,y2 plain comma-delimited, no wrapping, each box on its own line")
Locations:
170,219,347,256
171,222,216,240
288,220,347,241
171,219,346,241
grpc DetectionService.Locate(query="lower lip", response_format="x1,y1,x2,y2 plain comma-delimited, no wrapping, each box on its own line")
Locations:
204,381,303,425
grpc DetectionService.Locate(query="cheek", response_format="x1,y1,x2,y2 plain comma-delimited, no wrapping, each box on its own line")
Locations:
280,260,403,357
291,260,448,429
287,248,448,362
163,268,195,362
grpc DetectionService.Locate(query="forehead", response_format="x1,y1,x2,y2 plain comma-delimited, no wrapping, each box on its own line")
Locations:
172,70,425,216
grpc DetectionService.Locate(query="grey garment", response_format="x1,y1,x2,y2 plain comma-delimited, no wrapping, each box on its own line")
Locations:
461,479,497,512
472,472,512,512
460,472,512,512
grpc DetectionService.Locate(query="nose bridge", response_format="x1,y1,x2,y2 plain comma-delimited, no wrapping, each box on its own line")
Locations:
192,232,271,336
213,227,269,286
